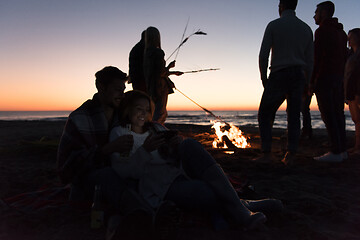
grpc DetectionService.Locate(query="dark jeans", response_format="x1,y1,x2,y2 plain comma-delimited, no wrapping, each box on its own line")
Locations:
301,94,312,132
165,139,219,213
258,66,305,152
315,80,346,154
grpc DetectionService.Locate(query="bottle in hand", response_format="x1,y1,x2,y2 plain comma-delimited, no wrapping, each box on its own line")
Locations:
91,184,104,229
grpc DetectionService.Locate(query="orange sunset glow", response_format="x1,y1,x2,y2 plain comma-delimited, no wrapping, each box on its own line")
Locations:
1,1,358,112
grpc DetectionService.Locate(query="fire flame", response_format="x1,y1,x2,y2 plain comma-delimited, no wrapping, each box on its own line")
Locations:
211,120,250,149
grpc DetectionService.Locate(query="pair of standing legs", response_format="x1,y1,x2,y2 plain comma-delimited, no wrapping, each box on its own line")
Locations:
315,79,346,156
301,93,313,138
258,66,305,155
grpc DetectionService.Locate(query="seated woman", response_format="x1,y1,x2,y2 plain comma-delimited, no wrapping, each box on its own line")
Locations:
109,90,278,230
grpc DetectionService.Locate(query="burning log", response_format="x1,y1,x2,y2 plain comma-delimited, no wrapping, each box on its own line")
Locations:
221,135,237,149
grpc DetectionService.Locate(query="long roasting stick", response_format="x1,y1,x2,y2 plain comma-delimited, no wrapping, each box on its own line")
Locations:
183,68,220,74
174,87,231,126
166,29,207,62
174,17,190,61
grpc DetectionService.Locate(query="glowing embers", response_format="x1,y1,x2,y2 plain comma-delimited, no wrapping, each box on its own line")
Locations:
211,120,250,150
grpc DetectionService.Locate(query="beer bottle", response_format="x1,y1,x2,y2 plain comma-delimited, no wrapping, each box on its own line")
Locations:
91,184,104,229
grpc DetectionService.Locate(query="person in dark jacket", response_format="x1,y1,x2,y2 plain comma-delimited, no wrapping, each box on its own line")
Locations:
344,28,360,154
310,1,348,162
57,66,154,238
129,30,147,93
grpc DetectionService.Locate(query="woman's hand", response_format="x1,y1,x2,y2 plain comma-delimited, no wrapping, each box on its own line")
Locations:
167,60,176,69
171,71,184,76
143,133,166,152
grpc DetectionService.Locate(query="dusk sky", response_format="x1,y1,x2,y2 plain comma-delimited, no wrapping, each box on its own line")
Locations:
1,0,359,111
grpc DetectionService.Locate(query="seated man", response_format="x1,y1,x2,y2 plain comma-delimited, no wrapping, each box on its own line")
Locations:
56,66,153,233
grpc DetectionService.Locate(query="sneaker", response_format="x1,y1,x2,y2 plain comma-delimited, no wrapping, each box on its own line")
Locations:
341,151,348,160
314,152,343,162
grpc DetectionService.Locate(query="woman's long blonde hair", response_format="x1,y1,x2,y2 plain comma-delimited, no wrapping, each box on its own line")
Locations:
145,26,161,49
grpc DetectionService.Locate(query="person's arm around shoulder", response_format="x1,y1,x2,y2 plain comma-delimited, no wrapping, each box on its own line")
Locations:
57,117,101,184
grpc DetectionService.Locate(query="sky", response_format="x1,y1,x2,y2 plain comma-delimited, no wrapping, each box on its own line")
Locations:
1,0,359,111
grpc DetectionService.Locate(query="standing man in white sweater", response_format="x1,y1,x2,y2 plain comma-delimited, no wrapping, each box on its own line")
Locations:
257,0,314,164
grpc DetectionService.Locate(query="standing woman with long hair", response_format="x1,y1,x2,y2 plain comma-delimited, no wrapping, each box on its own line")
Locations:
143,26,183,124
345,28,360,154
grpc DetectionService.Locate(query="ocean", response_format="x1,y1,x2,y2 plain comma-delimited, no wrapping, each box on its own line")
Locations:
0,110,355,131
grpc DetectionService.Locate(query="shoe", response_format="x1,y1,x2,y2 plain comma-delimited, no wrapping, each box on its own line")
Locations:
314,152,343,162
341,151,348,160
241,199,284,214
281,151,296,165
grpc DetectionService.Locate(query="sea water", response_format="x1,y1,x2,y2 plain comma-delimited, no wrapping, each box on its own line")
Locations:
0,110,355,131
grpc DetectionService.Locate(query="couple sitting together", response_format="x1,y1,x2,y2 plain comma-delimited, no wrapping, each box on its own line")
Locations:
57,66,283,239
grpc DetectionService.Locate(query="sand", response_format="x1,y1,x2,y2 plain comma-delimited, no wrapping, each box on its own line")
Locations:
0,120,359,240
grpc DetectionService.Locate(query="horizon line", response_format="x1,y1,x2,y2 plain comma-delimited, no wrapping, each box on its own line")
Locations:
0,107,326,112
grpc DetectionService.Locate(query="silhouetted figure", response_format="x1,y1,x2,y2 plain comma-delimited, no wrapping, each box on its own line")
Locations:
344,28,360,155
257,0,314,164
57,66,154,238
129,30,147,93
311,1,348,162
143,26,183,124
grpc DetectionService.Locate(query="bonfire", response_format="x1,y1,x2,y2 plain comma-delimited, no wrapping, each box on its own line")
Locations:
211,120,250,150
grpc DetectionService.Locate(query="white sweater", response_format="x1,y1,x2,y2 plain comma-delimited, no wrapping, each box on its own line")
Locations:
259,10,314,83
109,125,183,208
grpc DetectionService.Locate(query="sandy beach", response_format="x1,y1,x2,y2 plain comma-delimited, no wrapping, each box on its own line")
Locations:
0,120,359,240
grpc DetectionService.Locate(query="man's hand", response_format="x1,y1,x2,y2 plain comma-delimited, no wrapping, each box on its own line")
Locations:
102,135,134,155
